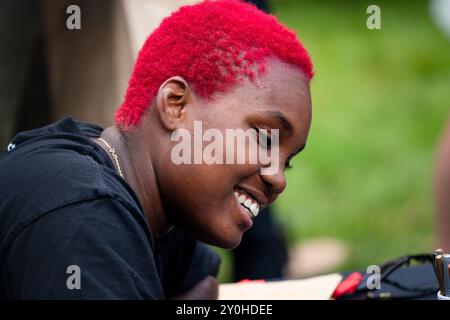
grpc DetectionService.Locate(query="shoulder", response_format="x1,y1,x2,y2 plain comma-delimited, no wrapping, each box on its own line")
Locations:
1,138,110,214
2,197,161,299
0,132,146,255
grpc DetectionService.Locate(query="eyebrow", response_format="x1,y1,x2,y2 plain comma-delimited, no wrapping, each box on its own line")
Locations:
262,110,293,133
297,144,306,153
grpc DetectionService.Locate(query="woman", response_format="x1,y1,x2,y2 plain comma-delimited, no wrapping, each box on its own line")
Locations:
0,0,313,299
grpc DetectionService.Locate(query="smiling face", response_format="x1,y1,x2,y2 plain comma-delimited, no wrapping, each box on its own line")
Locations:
152,59,312,249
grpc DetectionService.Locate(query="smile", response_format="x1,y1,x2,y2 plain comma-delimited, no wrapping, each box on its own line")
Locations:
234,189,260,219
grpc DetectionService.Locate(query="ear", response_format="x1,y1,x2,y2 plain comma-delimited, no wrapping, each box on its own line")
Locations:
155,76,193,131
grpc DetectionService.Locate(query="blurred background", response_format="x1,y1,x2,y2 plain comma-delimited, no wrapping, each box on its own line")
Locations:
1,0,450,284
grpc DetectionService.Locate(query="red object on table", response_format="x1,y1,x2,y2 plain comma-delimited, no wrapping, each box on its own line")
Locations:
238,279,266,284
331,272,363,299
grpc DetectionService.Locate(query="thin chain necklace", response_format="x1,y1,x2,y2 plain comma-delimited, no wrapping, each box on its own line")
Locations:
97,137,124,178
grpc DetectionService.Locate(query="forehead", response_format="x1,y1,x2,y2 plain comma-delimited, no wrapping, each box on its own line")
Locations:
254,59,311,119
207,59,312,135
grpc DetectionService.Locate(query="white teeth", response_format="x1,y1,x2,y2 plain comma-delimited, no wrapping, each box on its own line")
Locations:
250,203,257,215
234,190,261,218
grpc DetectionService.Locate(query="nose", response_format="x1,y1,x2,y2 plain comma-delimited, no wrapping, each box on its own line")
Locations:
261,166,287,196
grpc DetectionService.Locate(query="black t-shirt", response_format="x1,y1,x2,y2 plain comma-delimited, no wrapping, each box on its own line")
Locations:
0,116,221,299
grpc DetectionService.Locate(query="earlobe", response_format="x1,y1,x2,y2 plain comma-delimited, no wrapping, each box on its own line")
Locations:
155,76,192,131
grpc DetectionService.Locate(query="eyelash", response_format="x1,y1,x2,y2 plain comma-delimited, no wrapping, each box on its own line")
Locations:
254,127,293,170
286,161,293,170
254,127,272,150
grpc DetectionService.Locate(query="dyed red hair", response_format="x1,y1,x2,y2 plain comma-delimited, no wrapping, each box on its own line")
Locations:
116,0,313,130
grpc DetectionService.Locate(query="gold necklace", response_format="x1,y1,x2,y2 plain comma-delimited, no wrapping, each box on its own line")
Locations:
97,138,124,178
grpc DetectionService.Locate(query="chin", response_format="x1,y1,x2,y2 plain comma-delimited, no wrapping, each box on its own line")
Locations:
200,230,243,250
182,212,246,249
217,232,244,249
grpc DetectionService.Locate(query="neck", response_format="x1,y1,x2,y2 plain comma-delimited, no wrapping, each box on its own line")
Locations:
96,126,172,238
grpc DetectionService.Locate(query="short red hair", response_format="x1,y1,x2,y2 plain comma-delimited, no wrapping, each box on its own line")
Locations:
116,0,313,130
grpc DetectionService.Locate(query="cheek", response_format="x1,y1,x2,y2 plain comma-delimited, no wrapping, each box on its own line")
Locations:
160,163,251,248
161,164,233,211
